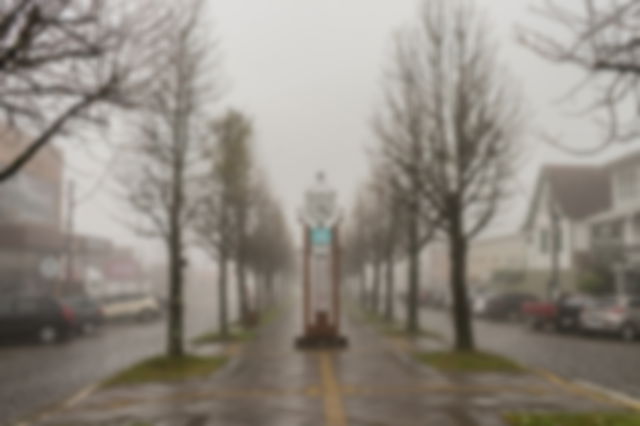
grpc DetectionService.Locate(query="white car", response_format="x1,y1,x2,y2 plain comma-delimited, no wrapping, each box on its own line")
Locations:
99,293,161,322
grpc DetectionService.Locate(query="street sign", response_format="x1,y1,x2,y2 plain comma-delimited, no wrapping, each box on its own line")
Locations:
300,171,340,228
311,227,332,246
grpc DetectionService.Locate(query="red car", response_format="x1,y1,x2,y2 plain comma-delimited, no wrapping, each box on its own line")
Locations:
522,293,595,332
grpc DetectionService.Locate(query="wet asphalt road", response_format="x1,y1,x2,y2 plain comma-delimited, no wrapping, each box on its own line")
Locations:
3,294,639,425
0,321,164,425
37,297,612,426
416,306,640,399
0,281,229,426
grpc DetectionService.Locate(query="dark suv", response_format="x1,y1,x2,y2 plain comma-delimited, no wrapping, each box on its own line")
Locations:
0,295,77,344
62,293,104,335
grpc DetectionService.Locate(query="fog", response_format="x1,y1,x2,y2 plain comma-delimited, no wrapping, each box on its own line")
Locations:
58,0,633,259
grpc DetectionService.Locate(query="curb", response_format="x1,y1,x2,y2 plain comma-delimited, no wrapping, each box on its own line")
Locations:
14,381,99,426
17,340,244,426
533,368,640,412
574,380,640,412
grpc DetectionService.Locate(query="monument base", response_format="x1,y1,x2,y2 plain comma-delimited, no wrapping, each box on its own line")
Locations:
295,334,348,349
294,310,348,349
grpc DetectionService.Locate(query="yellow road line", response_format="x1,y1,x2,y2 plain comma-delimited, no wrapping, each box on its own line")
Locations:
319,352,348,426
533,368,640,411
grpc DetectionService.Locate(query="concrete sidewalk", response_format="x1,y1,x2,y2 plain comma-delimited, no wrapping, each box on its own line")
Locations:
30,304,630,426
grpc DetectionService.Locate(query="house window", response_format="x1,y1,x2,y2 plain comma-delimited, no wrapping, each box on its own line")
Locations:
633,214,640,238
540,229,549,253
610,220,623,239
555,228,563,251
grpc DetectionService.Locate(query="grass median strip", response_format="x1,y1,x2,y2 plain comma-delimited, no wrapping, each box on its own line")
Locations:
193,306,282,346
192,326,255,346
357,306,445,341
417,350,525,373
505,412,640,426
103,354,227,388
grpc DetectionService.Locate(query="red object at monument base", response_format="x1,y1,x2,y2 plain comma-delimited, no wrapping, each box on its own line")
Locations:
295,310,348,349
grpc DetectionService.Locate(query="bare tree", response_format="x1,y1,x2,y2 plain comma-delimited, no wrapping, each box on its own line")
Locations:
347,186,384,315
120,0,220,358
343,193,371,308
245,182,293,313
417,0,519,351
373,31,440,335
378,0,520,350
0,0,160,181
192,120,237,339
364,166,405,322
520,1,640,153
206,109,256,326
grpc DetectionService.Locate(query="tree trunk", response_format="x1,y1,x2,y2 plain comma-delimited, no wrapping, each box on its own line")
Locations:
218,252,229,338
266,271,274,308
236,253,250,326
167,221,184,358
167,143,185,358
548,208,561,299
406,208,420,334
358,268,366,307
384,252,395,322
449,206,475,352
372,259,382,314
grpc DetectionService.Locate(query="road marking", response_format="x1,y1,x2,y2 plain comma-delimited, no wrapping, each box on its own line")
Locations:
319,352,348,426
14,381,100,426
533,368,633,409
574,380,640,412
63,383,99,408
341,383,551,396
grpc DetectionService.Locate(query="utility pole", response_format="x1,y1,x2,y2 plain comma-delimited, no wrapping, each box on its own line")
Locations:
548,202,560,300
65,179,75,294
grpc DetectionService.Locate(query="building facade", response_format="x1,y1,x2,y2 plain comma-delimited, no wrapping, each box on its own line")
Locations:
467,234,527,287
0,126,66,296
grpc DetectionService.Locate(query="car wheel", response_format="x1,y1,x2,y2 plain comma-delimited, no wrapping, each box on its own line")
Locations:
621,324,637,342
38,325,59,344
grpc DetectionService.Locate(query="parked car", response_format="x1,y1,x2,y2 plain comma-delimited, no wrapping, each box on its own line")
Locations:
523,293,595,332
61,293,104,335
0,294,77,343
98,292,161,322
421,287,450,309
580,295,640,341
470,288,497,316
481,291,538,321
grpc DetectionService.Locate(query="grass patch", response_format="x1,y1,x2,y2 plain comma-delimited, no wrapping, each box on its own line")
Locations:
191,326,255,346
417,350,525,373
382,322,445,341
356,306,445,341
103,354,226,387
259,305,281,327
505,412,640,426
192,305,282,346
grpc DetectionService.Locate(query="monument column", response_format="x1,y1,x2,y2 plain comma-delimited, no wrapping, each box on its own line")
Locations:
295,172,348,349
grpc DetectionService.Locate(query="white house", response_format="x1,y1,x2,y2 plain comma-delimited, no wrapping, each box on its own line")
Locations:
585,152,640,281
521,165,611,295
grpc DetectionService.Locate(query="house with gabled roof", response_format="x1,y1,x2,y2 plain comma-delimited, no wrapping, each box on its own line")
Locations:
586,152,640,270
521,164,611,295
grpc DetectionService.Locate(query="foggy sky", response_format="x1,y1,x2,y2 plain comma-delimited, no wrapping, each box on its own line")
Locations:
64,0,636,262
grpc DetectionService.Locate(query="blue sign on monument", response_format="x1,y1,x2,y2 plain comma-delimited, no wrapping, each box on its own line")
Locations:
311,227,332,246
